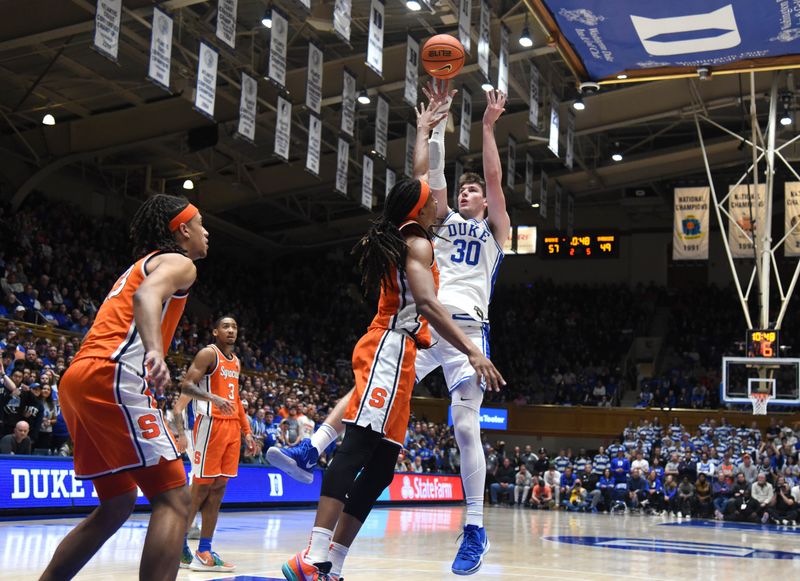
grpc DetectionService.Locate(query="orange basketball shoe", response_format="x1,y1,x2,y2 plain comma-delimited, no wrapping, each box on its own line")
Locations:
281,550,333,581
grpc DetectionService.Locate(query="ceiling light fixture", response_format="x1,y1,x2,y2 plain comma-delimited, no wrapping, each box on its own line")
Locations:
481,82,494,91
573,98,585,111
42,113,55,126
519,17,533,48
357,89,371,105
406,0,422,10
611,142,623,162
261,9,272,28
183,179,195,190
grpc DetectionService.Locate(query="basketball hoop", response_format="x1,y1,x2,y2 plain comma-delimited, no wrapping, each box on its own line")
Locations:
750,392,772,415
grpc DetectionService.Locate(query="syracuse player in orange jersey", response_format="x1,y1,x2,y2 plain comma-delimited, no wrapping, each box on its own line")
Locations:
40,194,233,581
171,315,255,572
280,100,504,581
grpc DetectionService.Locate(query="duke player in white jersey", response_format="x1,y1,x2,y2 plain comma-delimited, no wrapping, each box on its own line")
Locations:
268,82,509,576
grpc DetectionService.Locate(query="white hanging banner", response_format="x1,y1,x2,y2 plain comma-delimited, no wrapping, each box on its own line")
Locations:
497,24,509,94
147,7,173,92
362,155,374,210
554,182,562,230
548,92,560,158
404,35,420,108
295,0,311,11
673,187,709,260
215,0,238,49
478,0,491,82
565,111,575,170
459,86,472,152
236,72,257,144
306,41,323,115
93,0,122,62
540,170,548,219
268,7,288,88
375,95,389,159
366,0,385,77
728,184,766,258
336,138,350,195
567,194,574,237
333,0,352,45
405,123,417,178
507,135,516,190
194,42,219,120
274,95,292,162
305,114,322,177
529,63,540,131
458,0,472,55
453,159,464,202
341,68,356,138
386,167,397,198
785,182,800,257
525,152,534,205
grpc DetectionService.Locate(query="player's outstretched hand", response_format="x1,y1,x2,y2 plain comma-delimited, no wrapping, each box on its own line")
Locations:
422,78,458,114
468,352,506,392
483,89,506,127
415,98,449,134
211,395,236,416
144,350,170,390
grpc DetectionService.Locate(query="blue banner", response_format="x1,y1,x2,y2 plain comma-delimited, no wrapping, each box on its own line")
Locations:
542,1,800,80
447,406,508,430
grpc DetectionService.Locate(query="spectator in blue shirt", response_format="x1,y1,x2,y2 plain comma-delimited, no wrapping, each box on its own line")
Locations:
712,472,733,519
644,470,664,513
598,468,615,512
627,468,648,508
611,449,630,484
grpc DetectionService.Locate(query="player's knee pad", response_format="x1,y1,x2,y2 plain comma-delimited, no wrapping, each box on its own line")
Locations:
343,441,399,523
320,424,382,503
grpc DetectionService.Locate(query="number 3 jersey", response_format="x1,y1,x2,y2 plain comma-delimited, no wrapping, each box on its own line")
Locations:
192,344,242,420
435,211,504,322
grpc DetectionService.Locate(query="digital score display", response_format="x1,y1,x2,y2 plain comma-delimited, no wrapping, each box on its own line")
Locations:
747,329,780,358
541,232,619,259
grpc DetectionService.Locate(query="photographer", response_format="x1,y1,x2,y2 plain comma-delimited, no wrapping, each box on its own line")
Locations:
766,476,797,525
530,477,554,509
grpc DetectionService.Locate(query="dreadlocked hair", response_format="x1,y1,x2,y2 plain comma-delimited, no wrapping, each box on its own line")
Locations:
129,194,190,260
352,179,426,295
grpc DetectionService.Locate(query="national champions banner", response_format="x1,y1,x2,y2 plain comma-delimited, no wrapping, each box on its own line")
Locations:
673,187,709,260
786,182,800,257
538,1,800,81
728,184,766,258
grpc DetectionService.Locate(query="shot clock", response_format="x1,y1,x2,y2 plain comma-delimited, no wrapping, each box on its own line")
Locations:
541,232,619,259
747,329,779,358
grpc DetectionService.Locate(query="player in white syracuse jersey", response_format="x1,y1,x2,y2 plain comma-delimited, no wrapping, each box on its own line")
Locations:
414,81,511,576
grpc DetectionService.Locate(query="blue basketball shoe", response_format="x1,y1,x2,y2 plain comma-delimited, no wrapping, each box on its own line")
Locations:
267,439,318,484
451,524,490,575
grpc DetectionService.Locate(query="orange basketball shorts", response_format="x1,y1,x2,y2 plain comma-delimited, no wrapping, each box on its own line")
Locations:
58,357,183,498
343,328,417,445
191,415,241,479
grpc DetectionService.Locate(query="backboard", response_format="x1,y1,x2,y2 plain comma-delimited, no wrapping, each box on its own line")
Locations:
721,356,800,407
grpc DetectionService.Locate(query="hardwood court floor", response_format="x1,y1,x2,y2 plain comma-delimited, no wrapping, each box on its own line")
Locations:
5,505,800,580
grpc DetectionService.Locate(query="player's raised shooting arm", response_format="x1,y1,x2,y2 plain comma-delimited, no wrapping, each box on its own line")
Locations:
422,80,457,219
413,92,449,184
482,90,511,243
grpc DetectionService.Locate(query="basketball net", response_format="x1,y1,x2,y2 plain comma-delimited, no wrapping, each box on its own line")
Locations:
749,392,771,415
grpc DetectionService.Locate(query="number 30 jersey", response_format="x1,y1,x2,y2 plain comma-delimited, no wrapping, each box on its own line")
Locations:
435,211,504,323
192,344,241,419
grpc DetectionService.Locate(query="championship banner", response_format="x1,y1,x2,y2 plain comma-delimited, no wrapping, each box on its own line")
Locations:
548,91,560,157
305,114,322,177
295,0,311,10
366,0,385,77
565,111,575,170
386,167,397,198
267,7,288,88
306,41,323,115
404,35,420,107
567,194,574,237
540,170,548,218
672,187,709,260
506,135,516,190
274,95,292,162
194,42,219,120
147,7,173,92
453,159,464,201
215,0,238,49
333,0,352,45
374,94,389,159
498,24,509,94
341,68,356,138
336,138,350,195
236,72,257,144
554,182,562,230
728,184,766,258
405,123,416,178
362,155,374,210
529,63,540,131
459,86,472,151
458,0,472,55
785,182,800,257
525,152,534,205
478,0,491,82
93,0,121,62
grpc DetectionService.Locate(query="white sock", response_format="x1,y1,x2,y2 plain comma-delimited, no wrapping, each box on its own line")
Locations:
310,423,339,455
305,527,333,564
328,541,349,576
452,402,485,528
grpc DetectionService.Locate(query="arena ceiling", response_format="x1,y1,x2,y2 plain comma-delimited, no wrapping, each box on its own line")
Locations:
0,0,798,250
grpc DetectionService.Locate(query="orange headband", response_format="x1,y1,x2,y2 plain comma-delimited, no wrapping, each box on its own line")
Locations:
169,203,199,232
406,180,431,220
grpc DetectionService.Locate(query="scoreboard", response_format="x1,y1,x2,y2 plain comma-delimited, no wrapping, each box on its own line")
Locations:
541,232,619,259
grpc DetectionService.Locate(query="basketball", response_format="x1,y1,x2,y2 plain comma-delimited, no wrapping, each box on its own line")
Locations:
421,35,465,80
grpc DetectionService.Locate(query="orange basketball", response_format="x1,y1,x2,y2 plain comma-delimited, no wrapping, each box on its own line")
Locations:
421,35,465,80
